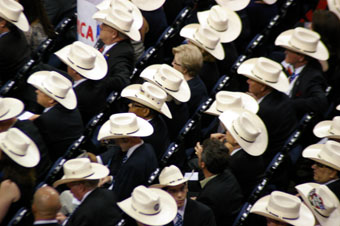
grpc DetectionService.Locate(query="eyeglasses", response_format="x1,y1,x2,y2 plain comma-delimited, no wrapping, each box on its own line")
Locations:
172,58,182,67
314,162,332,169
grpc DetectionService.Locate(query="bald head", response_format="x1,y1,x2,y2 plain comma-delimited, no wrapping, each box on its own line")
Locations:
32,186,61,220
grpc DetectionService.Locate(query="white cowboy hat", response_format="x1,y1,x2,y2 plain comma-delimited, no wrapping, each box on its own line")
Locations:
197,5,242,43
0,0,29,32
96,0,143,29
302,140,340,171
205,91,259,116
262,0,277,4
27,71,77,110
53,158,109,187
180,23,225,60
219,108,268,156
131,0,166,11
54,41,108,80
152,165,189,188
215,0,250,11
97,112,154,140
237,57,289,93
275,27,329,61
140,64,191,103
337,105,340,111
0,128,40,168
313,116,340,139
121,82,172,119
296,182,340,226
250,191,315,226
328,0,340,20
117,185,177,226
0,97,24,121
93,5,141,41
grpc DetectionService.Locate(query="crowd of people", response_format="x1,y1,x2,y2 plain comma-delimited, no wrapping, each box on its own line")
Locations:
0,0,340,225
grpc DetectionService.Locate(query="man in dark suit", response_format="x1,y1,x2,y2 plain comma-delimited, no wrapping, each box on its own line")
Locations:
153,165,216,226
53,158,121,226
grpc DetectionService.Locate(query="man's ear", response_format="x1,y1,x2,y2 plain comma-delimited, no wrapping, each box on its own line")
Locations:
199,160,205,169
111,29,119,40
141,107,150,117
48,97,57,105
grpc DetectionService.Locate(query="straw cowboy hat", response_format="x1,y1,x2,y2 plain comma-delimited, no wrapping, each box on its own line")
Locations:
275,27,329,61
54,41,108,80
92,4,141,41
97,112,154,140
296,182,340,226
302,140,340,171
313,116,340,139
219,108,268,156
197,5,242,43
205,91,259,116
237,57,289,93
53,158,109,187
0,0,29,32
328,0,340,20
250,191,315,226
140,64,191,103
0,128,40,168
96,0,143,29
27,71,77,110
215,0,250,11
180,23,225,60
152,165,189,188
121,82,172,119
117,185,177,226
0,97,24,121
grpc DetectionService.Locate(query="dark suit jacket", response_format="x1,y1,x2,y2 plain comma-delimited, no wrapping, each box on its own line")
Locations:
164,101,190,141
326,179,340,201
291,62,329,118
258,90,298,165
197,170,243,226
65,188,121,226
187,76,208,117
199,61,220,93
166,198,216,226
33,104,84,161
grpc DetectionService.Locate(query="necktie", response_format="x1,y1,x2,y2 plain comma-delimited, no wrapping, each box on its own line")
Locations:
174,213,183,226
289,73,298,83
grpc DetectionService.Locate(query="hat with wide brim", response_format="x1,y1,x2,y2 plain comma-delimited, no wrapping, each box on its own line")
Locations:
296,182,340,226
328,0,340,20
140,64,191,102
205,91,258,116
275,27,329,61
219,108,268,156
0,0,29,32
53,158,109,187
96,0,143,29
250,191,315,226
180,23,225,60
152,165,189,188
27,71,77,110
215,0,250,11
97,113,154,140
0,97,24,121
121,83,172,119
0,128,40,168
237,57,289,93
197,5,242,43
262,0,277,4
117,186,177,226
313,117,340,139
131,0,166,11
55,41,108,80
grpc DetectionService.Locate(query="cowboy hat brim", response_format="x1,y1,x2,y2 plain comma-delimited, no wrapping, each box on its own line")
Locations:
197,7,242,43
275,29,329,61
53,162,110,187
302,143,340,171
92,10,141,41
0,10,29,32
27,71,77,110
205,92,259,116
97,115,154,140
140,64,191,103
151,177,189,188
215,0,250,11
180,24,225,60
0,131,40,168
219,108,268,156
313,120,340,139
262,0,277,4
54,44,108,80
250,194,316,226
327,0,340,20
0,98,24,121
132,0,165,11
121,84,172,119
237,58,289,93
296,182,340,226
117,188,177,226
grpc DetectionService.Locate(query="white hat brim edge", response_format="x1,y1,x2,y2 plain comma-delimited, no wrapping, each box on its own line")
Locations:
302,143,340,171
0,11,29,32
0,98,24,121
215,0,250,11
313,120,340,139
132,0,166,11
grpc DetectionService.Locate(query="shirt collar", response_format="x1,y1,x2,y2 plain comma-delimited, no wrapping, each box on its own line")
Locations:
102,42,117,55
34,219,58,225
200,175,217,188
230,147,242,156
73,78,87,88
126,140,144,159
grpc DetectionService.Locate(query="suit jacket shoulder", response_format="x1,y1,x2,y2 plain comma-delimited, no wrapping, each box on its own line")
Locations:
183,199,216,226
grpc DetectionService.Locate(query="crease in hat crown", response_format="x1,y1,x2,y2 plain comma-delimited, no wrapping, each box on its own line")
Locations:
42,72,72,99
63,158,97,179
267,191,301,220
67,41,96,70
154,64,183,92
308,186,338,218
216,91,243,113
159,165,187,186
109,113,140,135
252,57,282,83
193,25,220,50
317,140,340,166
138,82,167,110
0,128,30,156
289,27,320,53
131,186,161,215
232,112,261,143
207,5,229,32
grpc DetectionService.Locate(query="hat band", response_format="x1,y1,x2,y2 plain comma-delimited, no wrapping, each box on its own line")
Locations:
1,143,26,157
232,121,254,143
131,204,161,216
266,208,299,220
207,18,227,32
67,57,93,71
154,79,178,92
288,40,316,53
193,33,215,50
168,178,185,184
112,128,139,136
252,70,277,84
0,108,9,118
42,84,66,99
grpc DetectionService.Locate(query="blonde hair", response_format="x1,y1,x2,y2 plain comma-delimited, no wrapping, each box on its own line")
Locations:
172,44,203,77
